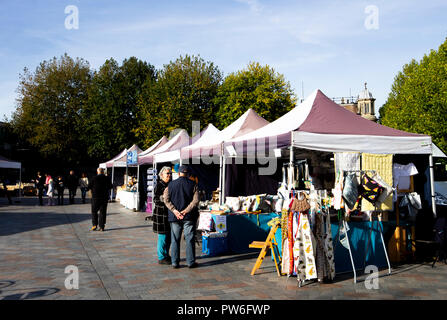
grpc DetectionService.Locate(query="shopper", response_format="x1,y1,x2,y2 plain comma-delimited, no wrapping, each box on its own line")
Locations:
66,170,78,204
46,175,55,206
153,166,172,265
88,168,112,232
56,176,65,205
35,172,45,206
163,165,200,268
79,173,89,204
1,176,12,205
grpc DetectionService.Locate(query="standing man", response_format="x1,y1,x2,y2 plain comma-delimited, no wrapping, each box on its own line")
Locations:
35,172,45,206
66,170,78,204
56,175,65,205
163,165,199,268
88,168,112,232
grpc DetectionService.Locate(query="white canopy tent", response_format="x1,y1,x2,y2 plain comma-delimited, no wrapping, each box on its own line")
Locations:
0,155,22,201
225,89,444,217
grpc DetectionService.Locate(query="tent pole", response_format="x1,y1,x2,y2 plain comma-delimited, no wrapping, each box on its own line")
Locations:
111,165,115,201
137,164,140,211
429,153,437,218
18,165,22,203
219,144,223,205
222,155,226,206
288,131,294,191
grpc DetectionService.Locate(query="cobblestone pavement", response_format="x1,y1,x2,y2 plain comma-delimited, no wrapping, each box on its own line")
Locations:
1,196,446,300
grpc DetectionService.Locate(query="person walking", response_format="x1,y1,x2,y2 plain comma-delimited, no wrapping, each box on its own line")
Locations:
46,175,55,206
163,165,200,268
88,168,112,232
1,176,12,205
35,172,45,206
153,166,172,265
56,175,65,205
79,173,89,204
66,170,78,204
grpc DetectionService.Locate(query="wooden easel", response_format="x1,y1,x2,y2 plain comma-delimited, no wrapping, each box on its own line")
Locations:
249,221,282,276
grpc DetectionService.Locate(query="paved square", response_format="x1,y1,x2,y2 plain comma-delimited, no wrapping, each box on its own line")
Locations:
1,196,446,300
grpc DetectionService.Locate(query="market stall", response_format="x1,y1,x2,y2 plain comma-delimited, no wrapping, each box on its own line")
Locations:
199,89,444,285
99,144,142,210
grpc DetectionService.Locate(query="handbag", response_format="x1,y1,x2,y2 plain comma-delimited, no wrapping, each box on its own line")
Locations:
291,192,310,212
359,173,384,205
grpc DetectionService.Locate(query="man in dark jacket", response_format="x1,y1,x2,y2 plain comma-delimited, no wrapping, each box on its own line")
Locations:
88,168,113,232
35,172,45,206
66,170,78,204
163,165,199,268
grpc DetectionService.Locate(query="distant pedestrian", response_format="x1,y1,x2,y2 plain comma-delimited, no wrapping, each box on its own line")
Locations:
163,165,200,269
88,168,112,232
56,176,65,205
153,166,172,265
47,176,55,206
79,173,89,204
35,172,45,206
1,176,12,205
66,170,78,204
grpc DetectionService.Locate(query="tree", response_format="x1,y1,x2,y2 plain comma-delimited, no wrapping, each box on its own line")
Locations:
11,53,92,164
81,57,156,161
379,38,447,153
214,62,296,129
134,54,222,148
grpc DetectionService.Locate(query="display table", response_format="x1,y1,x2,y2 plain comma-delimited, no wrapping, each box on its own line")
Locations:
116,190,139,211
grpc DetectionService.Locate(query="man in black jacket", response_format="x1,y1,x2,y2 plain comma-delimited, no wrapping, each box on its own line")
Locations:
163,165,199,268
88,168,113,232
35,172,45,206
66,170,78,204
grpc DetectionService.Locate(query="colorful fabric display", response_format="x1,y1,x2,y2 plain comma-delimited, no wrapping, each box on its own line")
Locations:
225,196,241,212
314,212,335,281
293,212,317,282
361,153,393,211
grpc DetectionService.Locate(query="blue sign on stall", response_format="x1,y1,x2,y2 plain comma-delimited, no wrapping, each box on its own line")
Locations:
127,150,138,165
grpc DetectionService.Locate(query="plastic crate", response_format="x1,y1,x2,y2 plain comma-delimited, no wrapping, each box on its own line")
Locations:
202,233,228,257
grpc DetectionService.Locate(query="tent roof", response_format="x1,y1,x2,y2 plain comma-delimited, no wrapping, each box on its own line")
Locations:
139,136,169,157
139,129,190,164
226,89,433,155
108,144,143,167
181,109,269,158
0,155,21,169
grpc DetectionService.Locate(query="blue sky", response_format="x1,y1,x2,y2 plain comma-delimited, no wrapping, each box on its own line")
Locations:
0,0,446,119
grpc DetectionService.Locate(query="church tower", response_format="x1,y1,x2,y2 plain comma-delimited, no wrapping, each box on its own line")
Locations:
357,82,377,122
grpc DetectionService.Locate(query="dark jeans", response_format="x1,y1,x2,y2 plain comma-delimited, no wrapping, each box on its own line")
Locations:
69,188,77,204
37,188,44,206
80,187,87,203
57,188,64,205
170,220,196,266
91,198,108,229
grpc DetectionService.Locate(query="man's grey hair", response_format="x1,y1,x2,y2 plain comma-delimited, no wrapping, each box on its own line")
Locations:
97,168,104,174
159,166,171,178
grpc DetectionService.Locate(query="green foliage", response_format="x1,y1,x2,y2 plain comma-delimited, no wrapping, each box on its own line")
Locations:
81,57,155,161
214,62,296,129
380,38,447,153
135,55,222,148
11,53,92,163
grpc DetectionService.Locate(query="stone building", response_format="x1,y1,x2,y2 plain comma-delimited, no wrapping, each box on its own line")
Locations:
333,83,377,122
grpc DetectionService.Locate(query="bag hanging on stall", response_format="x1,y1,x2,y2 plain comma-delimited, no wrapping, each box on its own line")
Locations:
359,173,384,205
342,173,359,210
292,192,310,212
